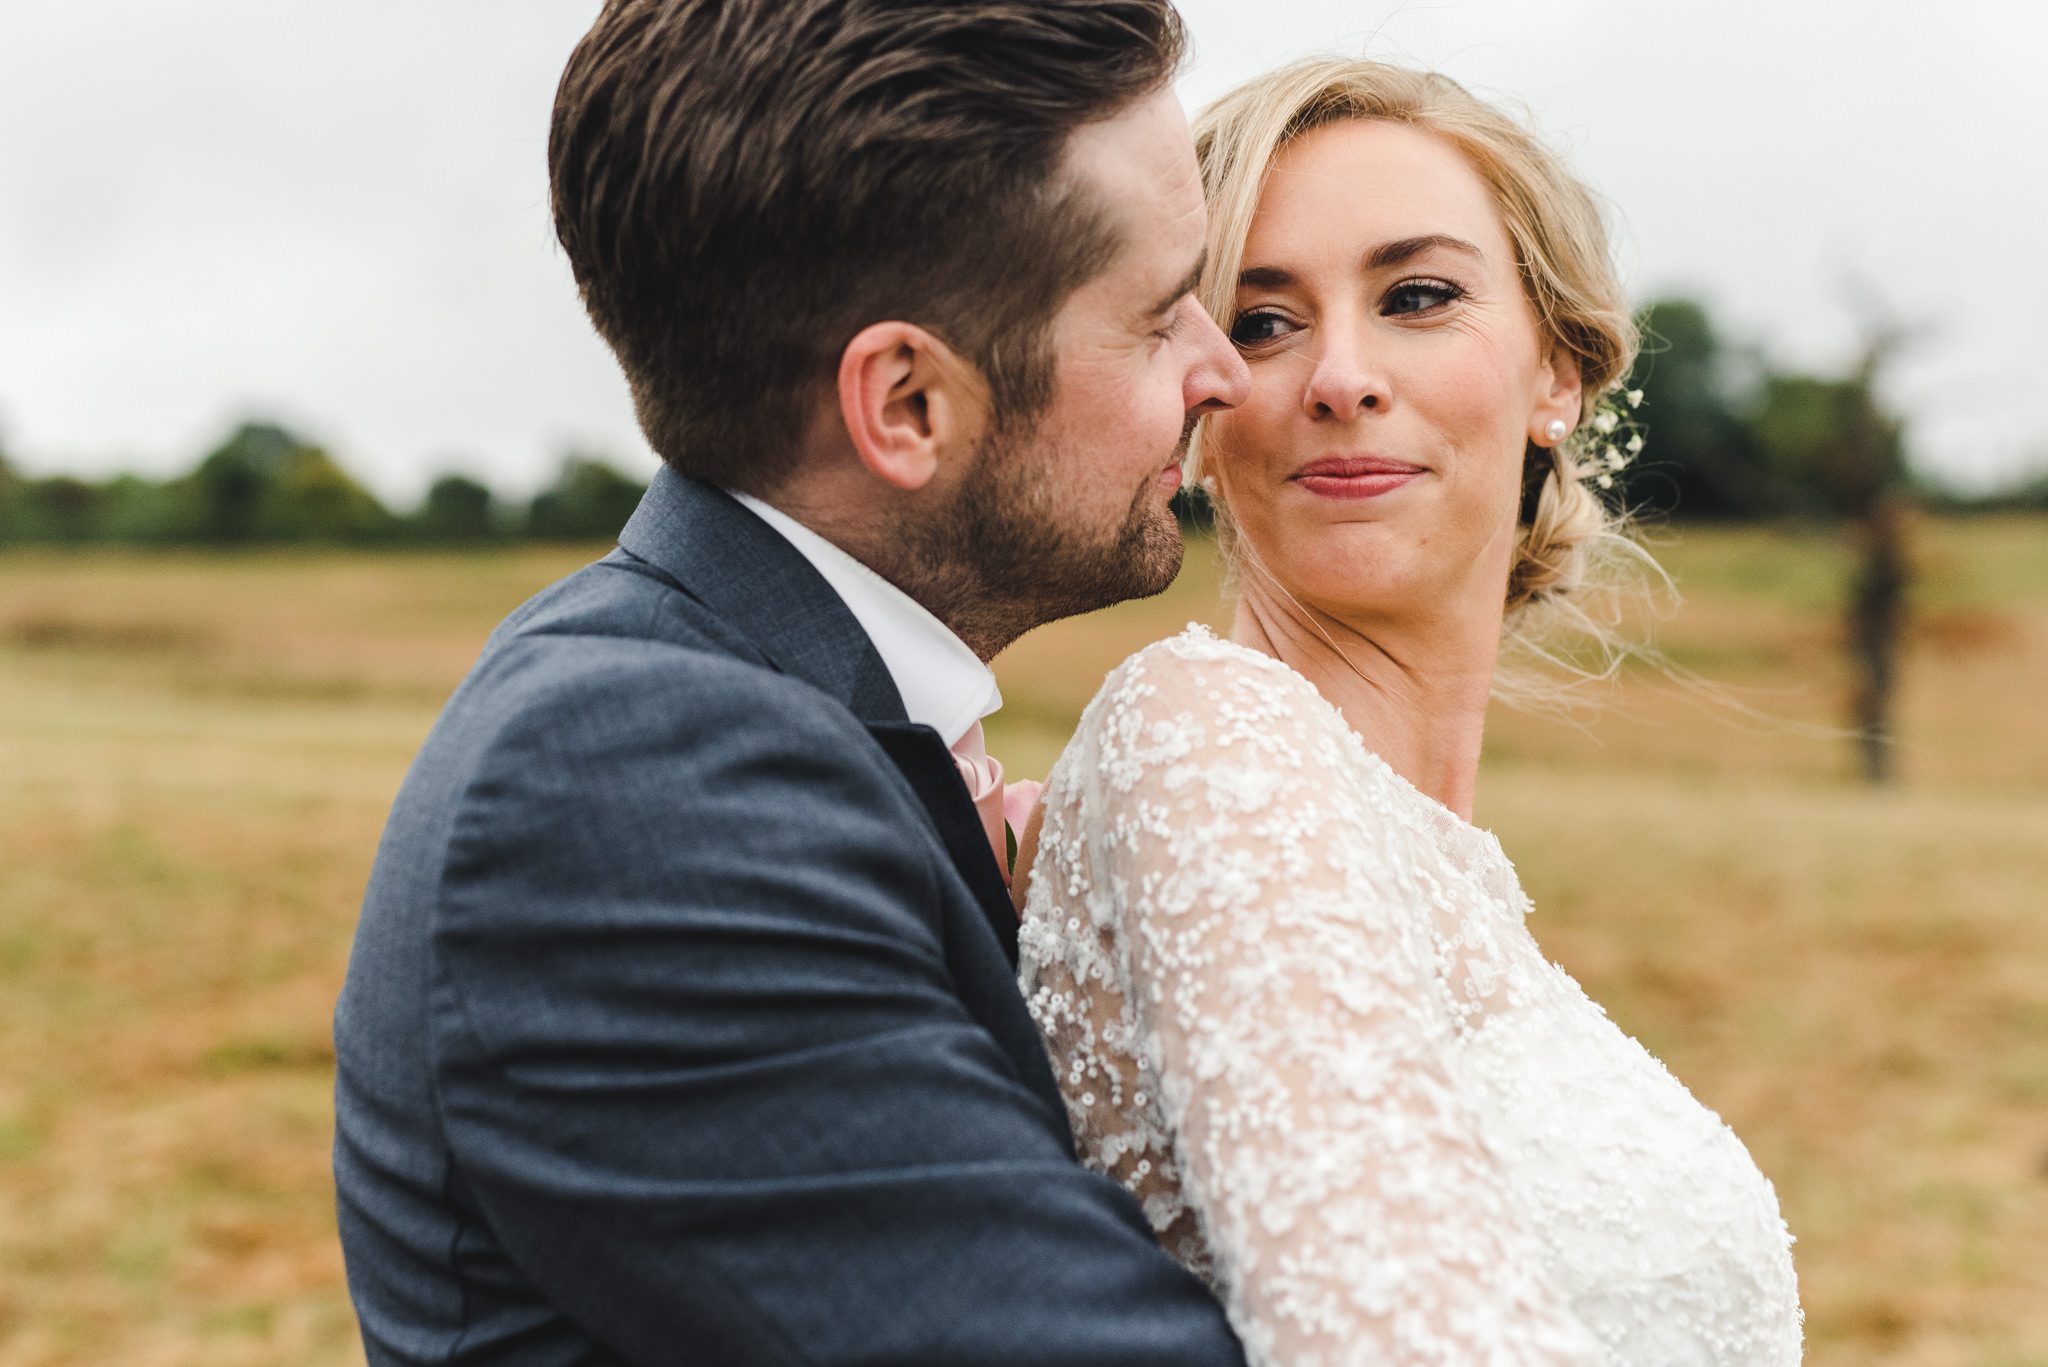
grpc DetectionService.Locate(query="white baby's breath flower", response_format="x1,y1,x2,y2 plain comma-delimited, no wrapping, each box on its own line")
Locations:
1626,433,1644,454
1596,473,1615,489
1626,389,1644,407
1593,410,1619,434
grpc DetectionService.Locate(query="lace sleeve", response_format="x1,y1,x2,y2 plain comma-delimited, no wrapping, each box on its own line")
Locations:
1024,634,1602,1366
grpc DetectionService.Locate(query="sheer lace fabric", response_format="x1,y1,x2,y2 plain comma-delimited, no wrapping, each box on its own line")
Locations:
1019,628,1801,1365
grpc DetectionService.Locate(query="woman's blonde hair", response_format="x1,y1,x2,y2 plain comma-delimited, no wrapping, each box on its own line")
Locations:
1188,58,1659,701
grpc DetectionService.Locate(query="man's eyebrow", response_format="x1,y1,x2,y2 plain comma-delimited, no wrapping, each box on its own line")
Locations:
1148,251,1208,319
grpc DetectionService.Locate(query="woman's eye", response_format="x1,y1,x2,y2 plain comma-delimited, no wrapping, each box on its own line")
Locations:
1229,310,1298,348
1382,279,1464,317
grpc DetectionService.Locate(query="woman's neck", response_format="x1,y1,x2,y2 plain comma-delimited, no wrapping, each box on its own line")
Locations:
1228,577,1499,823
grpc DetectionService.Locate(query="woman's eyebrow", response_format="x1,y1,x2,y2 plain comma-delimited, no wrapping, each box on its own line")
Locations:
1365,234,1484,270
1238,235,1483,291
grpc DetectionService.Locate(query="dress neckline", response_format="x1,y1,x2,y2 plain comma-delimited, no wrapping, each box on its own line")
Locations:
1168,624,1512,882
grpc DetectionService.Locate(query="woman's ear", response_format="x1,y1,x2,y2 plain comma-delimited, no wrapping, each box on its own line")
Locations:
1530,346,1585,446
836,322,990,491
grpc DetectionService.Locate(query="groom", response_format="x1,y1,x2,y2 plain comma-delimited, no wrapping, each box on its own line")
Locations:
333,1,1250,1362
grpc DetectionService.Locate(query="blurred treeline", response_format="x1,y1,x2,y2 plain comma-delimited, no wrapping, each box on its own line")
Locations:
0,420,647,547
3,294,2044,548
1615,298,2043,519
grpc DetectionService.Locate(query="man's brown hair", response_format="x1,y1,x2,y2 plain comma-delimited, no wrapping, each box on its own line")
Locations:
550,0,1188,494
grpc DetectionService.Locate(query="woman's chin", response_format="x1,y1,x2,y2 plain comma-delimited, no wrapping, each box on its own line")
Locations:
1267,559,1421,623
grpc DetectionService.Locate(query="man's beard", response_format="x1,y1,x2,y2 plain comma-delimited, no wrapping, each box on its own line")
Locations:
891,424,1187,659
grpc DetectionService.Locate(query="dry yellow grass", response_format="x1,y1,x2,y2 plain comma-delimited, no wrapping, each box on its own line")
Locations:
1,517,2042,1365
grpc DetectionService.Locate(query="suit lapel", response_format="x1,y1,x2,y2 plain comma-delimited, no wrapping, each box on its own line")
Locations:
864,721,1021,968
617,468,1020,966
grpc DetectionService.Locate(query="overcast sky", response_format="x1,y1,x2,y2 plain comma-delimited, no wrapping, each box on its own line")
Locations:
2,1,2042,503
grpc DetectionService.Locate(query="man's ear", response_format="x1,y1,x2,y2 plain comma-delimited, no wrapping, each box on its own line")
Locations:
836,322,990,491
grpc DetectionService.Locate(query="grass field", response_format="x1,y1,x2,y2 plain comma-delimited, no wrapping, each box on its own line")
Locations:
2,515,2044,1365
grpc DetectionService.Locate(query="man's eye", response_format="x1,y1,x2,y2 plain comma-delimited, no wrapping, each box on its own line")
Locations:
1151,299,1185,343
1229,310,1297,348
1382,280,1464,317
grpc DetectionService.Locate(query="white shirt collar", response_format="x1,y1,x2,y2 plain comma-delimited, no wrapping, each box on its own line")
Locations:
730,491,1001,748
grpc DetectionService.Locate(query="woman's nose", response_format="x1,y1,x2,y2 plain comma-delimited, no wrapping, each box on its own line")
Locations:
1303,338,1390,419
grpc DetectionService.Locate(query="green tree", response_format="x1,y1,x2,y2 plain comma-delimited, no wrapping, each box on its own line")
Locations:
100,474,190,543
258,445,393,541
1746,299,1918,783
187,422,304,542
1619,297,1775,518
1749,374,1905,519
1170,485,1215,533
527,455,646,541
0,444,18,542
416,473,498,542
181,421,392,543
18,476,106,542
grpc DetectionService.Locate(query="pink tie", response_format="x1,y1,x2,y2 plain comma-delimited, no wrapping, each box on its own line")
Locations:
948,721,1042,889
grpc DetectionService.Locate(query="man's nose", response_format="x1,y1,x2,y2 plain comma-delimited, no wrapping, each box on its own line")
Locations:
1185,305,1250,415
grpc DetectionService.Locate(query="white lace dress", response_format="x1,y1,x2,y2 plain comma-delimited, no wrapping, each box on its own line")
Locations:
1018,627,1801,1365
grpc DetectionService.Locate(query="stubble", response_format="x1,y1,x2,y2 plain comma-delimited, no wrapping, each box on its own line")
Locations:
891,424,1186,659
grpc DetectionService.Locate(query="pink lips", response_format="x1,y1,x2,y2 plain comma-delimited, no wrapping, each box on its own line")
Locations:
1290,455,1425,501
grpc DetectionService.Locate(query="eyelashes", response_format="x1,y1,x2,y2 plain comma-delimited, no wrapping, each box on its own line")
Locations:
1228,277,1468,352
1228,310,1298,348
1380,277,1465,316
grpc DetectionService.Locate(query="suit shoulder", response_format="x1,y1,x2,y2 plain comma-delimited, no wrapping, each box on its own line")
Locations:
453,555,852,747
488,552,739,658
467,627,872,774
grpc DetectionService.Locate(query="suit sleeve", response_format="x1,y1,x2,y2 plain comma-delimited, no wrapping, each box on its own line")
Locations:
428,641,1246,1366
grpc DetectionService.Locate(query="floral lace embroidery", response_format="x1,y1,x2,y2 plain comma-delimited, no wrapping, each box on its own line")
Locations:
1019,627,1801,1366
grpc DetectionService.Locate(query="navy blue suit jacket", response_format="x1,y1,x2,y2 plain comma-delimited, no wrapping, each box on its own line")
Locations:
333,470,1246,1364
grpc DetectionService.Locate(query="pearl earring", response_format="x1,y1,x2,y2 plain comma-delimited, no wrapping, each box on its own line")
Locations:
1545,419,1570,444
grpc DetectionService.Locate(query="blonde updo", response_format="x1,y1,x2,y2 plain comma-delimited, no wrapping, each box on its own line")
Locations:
1187,58,1659,696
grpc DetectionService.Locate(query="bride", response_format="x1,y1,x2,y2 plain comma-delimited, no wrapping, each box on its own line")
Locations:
1014,59,1802,1364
